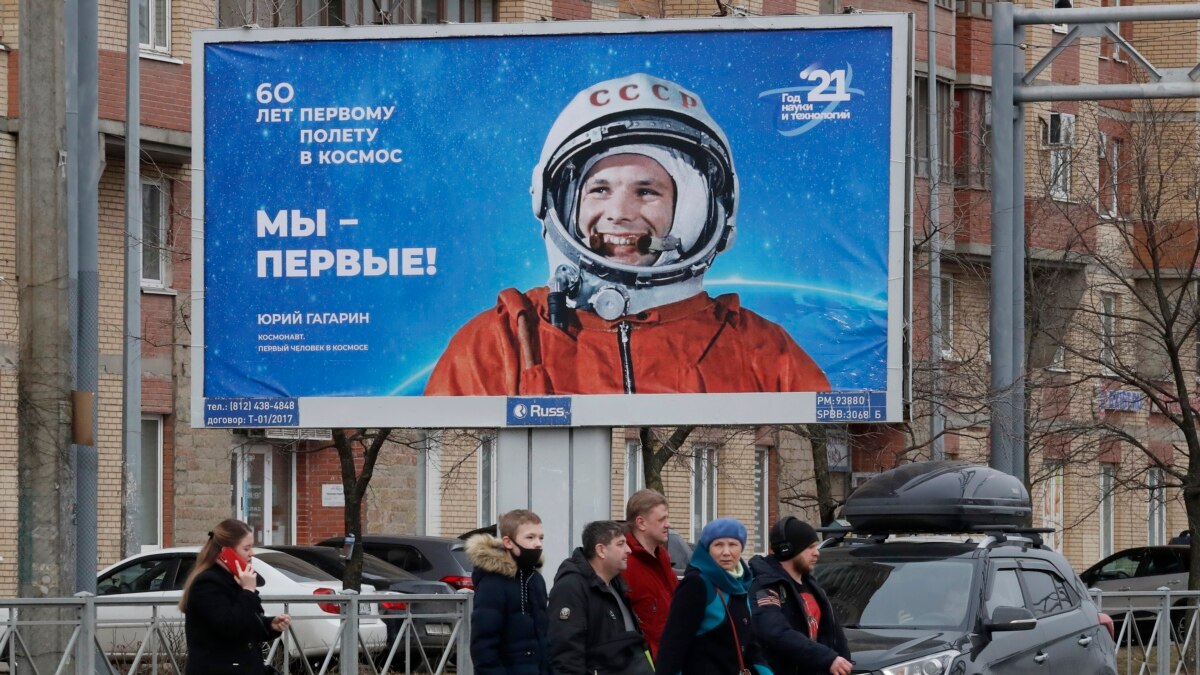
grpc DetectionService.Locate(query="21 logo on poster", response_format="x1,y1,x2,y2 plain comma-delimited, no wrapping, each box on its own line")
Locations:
759,64,864,137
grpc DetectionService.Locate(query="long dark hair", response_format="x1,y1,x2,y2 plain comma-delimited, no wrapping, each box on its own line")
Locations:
179,518,253,612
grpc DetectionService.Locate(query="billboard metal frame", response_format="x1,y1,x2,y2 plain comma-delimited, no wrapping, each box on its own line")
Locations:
191,15,914,428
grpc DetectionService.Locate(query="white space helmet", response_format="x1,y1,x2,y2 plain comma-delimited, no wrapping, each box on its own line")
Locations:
531,73,739,319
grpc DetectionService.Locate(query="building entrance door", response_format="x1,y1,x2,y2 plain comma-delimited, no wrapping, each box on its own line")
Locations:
231,444,294,545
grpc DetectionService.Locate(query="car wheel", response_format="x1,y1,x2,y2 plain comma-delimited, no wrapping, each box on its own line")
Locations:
1172,601,1194,644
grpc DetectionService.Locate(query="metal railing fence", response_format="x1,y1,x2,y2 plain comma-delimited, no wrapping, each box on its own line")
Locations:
0,590,473,675
1094,588,1200,675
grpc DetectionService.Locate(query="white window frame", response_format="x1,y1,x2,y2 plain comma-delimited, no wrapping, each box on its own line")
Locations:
940,275,955,360
1100,465,1114,558
139,0,171,53
624,440,644,503
1100,293,1117,374
478,435,497,527
140,415,164,552
691,446,718,539
754,447,770,554
140,179,169,288
232,444,279,545
1044,112,1075,201
1048,343,1067,372
1105,139,1120,217
826,427,851,473
1040,464,1064,551
1148,468,1166,546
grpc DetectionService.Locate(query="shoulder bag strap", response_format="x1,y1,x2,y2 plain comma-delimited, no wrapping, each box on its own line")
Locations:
716,590,750,675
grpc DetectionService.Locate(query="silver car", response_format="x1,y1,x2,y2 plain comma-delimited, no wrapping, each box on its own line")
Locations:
1080,545,1190,640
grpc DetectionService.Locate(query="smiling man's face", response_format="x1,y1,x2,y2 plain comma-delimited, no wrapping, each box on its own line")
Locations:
578,154,676,266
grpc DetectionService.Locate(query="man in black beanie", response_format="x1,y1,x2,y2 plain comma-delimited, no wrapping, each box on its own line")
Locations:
748,517,851,675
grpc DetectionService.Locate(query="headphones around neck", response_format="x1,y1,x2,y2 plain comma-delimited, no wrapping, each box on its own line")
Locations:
770,516,799,559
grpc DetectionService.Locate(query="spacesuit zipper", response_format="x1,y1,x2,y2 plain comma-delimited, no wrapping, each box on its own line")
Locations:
618,322,636,394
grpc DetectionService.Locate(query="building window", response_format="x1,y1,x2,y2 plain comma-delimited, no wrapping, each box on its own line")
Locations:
1043,112,1075,201
956,0,991,17
479,436,496,527
140,0,170,52
1100,465,1114,558
692,446,718,538
954,88,991,189
1049,343,1067,371
1148,468,1166,546
141,181,168,287
940,275,955,360
219,0,495,26
754,447,770,554
624,441,644,503
139,416,164,551
1100,293,1116,374
1099,135,1121,218
1040,464,1064,551
915,77,953,179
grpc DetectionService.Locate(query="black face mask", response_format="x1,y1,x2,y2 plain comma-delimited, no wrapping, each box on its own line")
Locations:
512,543,541,570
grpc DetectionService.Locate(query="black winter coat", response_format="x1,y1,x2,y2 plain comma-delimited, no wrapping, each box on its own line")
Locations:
547,548,655,675
748,555,850,675
183,565,280,675
655,553,771,675
466,534,551,675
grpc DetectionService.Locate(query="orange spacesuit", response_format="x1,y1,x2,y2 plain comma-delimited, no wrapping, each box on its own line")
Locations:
424,287,829,395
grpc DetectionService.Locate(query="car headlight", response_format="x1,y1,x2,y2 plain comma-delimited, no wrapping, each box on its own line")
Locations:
880,650,960,675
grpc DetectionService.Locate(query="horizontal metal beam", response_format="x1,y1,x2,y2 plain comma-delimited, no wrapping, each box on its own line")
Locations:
1015,80,1200,102
1015,3,1200,26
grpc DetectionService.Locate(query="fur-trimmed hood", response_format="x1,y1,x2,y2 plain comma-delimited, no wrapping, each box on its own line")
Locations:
468,534,517,578
466,533,545,579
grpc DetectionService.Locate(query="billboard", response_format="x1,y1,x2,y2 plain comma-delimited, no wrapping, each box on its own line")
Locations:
193,16,912,428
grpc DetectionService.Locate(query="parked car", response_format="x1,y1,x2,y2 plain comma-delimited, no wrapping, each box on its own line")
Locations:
264,545,458,655
666,530,692,576
94,547,389,661
817,461,1116,675
1080,545,1191,640
317,535,474,590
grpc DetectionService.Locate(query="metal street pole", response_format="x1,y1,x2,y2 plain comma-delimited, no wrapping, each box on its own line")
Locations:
927,0,945,461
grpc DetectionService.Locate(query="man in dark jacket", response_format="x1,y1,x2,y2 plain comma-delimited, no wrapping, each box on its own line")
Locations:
466,509,551,675
548,520,655,675
749,517,852,675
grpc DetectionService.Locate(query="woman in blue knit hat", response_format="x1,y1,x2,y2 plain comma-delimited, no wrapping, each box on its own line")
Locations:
655,518,773,675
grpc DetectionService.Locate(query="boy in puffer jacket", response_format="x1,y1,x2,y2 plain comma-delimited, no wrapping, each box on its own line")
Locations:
467,509,551,675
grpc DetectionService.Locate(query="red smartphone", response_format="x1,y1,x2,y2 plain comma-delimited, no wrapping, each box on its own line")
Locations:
216,547,248,576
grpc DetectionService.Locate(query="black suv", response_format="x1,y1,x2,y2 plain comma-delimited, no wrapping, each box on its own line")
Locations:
816,462,1117,675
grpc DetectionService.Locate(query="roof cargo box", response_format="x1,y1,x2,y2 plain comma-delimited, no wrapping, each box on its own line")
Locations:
842,461,1031,533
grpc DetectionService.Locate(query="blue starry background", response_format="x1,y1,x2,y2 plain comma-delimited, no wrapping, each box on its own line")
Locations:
203,27,897,398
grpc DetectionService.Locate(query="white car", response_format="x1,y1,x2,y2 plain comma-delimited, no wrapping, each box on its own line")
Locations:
94,547,391,662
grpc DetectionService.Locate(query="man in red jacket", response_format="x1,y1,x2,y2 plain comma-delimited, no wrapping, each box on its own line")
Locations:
621,489,678,659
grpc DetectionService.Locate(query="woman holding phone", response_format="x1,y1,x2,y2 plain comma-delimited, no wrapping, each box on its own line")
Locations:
179,518,291,674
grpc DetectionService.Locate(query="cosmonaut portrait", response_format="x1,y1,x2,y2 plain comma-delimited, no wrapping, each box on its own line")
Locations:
425,73,830,396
